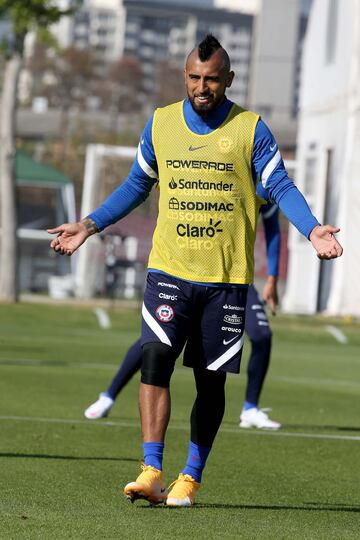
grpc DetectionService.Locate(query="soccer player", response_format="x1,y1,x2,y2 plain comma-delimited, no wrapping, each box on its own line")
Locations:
48,35,343,507
84,200,281,430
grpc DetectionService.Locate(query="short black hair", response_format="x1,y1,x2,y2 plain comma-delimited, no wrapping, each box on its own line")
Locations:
198,34,222,62
197,34,230,71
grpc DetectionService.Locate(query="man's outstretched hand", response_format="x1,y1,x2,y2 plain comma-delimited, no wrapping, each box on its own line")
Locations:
309,225,343,260
47,218,97,256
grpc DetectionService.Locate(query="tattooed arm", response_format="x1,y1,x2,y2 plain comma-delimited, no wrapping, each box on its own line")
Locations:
47,217,99,256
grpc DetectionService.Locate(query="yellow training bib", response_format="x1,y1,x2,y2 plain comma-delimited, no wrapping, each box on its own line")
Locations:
148,100,261,284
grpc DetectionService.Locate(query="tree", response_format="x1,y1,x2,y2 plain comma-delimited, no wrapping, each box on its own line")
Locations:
155,59,183,108
44,46,97,159
42,46,96,109
107,56,144,113
0,0,79,302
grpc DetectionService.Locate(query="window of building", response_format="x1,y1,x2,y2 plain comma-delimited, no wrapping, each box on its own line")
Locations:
142,46,153,59
127,22,139,33
125,38,137,50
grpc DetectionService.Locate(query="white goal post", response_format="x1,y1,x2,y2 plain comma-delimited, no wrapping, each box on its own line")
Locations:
75,144,137,298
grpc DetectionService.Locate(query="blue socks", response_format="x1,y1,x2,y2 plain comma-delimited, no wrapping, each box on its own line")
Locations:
143,442,164,470
143,441,211,482
243,400,257,411
181,441,211,483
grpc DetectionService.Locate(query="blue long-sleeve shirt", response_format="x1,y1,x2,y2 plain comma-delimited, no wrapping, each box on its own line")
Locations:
260,202,280,277
89,97,317,279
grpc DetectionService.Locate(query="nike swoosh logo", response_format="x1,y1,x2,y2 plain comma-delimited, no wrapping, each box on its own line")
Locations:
270,143,277,151
223,336,238,346
189,145,208,151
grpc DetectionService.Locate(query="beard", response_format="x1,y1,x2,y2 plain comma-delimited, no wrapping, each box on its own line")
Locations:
187,92,224,116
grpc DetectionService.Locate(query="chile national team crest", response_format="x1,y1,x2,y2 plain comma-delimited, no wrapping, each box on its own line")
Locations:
155,304,174,322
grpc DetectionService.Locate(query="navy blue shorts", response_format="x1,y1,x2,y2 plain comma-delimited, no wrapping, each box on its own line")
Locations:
141,272,248,374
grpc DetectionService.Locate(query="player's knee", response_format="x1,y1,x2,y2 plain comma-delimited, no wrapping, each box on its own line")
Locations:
249,332,272,363
251,326,272,346
141,342,176,387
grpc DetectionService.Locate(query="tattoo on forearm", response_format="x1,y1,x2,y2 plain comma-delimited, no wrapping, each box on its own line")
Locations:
81,218,98,235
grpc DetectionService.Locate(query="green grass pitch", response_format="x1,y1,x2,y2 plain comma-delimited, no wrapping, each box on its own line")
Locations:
0,302,359,539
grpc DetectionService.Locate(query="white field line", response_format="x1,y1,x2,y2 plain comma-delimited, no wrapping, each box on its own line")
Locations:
0,358,119,370
0,415,359,442
93,308,111,329
325,325,348,344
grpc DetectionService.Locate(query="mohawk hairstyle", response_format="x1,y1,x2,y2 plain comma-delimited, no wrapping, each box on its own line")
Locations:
198,34,222,62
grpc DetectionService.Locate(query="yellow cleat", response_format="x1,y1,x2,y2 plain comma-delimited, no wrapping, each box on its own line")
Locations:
166,473,200,507
123,464,168,505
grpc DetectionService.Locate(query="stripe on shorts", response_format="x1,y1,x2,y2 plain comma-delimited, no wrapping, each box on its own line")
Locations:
206,335,244,371
142,303,172,346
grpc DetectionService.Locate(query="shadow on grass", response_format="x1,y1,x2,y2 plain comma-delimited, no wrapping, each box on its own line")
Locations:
328,426,360,433
194,502,360,512
142,502,360,513
0,452,138,462
280,424,360,433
